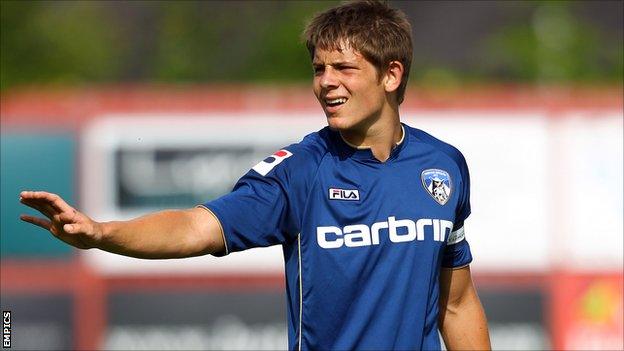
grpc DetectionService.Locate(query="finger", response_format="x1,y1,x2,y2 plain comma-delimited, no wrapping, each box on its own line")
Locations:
19,191,52,200
19,198,56,220
44,193,74,214
20,215,52,231
20,191,73,213
59,210,78,223
20,190,54,198
20,196,56,212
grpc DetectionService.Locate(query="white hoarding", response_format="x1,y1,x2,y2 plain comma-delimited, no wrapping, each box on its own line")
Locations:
80,110,623,275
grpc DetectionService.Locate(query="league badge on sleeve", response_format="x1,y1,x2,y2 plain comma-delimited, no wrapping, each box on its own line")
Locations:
252,149,293,176
421,169,452,205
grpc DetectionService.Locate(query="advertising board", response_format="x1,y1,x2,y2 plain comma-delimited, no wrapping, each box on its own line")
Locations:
80,112,559,274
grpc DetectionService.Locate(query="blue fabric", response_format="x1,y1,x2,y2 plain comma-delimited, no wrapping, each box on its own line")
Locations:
204,123,473,350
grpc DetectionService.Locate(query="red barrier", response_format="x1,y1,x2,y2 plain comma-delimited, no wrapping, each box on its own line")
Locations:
2,85,622,130
551,272,624,350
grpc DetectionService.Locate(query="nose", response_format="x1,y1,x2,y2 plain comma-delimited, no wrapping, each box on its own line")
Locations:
319,67,339,90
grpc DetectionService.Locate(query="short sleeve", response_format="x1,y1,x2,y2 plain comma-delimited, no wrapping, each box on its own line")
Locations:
442,226,472,268
453,151,471,229
201,149,299,255
442,152,473,268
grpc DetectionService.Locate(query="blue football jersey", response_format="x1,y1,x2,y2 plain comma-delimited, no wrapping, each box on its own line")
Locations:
202,123,473,350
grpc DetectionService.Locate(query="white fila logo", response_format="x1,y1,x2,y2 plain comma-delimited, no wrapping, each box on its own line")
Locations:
329,188,360,201
252,149,293,176
317,216,461,249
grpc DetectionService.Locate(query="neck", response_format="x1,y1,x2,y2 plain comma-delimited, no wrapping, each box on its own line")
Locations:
340,116,403,162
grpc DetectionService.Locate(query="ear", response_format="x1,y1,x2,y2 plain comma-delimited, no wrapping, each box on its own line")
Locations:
383,61,404,94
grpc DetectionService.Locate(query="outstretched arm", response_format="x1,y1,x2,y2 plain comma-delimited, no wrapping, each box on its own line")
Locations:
19,191,225,259
438,265,491,350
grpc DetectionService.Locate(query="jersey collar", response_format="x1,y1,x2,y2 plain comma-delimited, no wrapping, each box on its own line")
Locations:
333,124,408,162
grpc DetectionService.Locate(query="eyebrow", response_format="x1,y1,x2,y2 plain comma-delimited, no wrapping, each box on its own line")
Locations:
312,60,358,66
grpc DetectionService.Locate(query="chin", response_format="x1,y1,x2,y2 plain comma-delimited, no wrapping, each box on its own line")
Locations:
326,117,351,131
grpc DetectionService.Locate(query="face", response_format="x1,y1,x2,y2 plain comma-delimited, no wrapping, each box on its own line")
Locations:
312,44,388,133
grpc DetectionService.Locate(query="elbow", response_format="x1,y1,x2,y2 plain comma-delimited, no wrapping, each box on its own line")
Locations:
187,207,226,256
438,297,461,326
439,290,465,315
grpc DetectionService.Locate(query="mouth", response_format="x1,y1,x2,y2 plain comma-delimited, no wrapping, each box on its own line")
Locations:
323,97,348,112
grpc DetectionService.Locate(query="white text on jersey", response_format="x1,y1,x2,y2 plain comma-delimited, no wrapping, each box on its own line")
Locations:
328,188,360,201
317,216,455,249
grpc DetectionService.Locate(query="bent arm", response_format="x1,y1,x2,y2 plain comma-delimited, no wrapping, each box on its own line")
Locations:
438,265,491,350
19,191,225,259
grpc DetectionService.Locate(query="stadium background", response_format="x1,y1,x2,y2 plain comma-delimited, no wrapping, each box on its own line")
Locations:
1,1,622,350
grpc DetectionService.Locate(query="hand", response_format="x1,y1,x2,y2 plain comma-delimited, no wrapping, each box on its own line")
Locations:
19,191,102,250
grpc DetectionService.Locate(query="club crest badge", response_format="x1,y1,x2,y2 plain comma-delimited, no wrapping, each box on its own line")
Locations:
421,169,452,205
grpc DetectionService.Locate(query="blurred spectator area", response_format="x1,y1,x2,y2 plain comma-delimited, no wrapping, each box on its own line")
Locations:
1,0,622,90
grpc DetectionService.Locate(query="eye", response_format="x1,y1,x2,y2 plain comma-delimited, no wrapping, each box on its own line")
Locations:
337,65,357,72
313,65,324,75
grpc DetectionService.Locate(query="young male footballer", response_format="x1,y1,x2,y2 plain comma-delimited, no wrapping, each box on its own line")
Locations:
20,1,491,349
